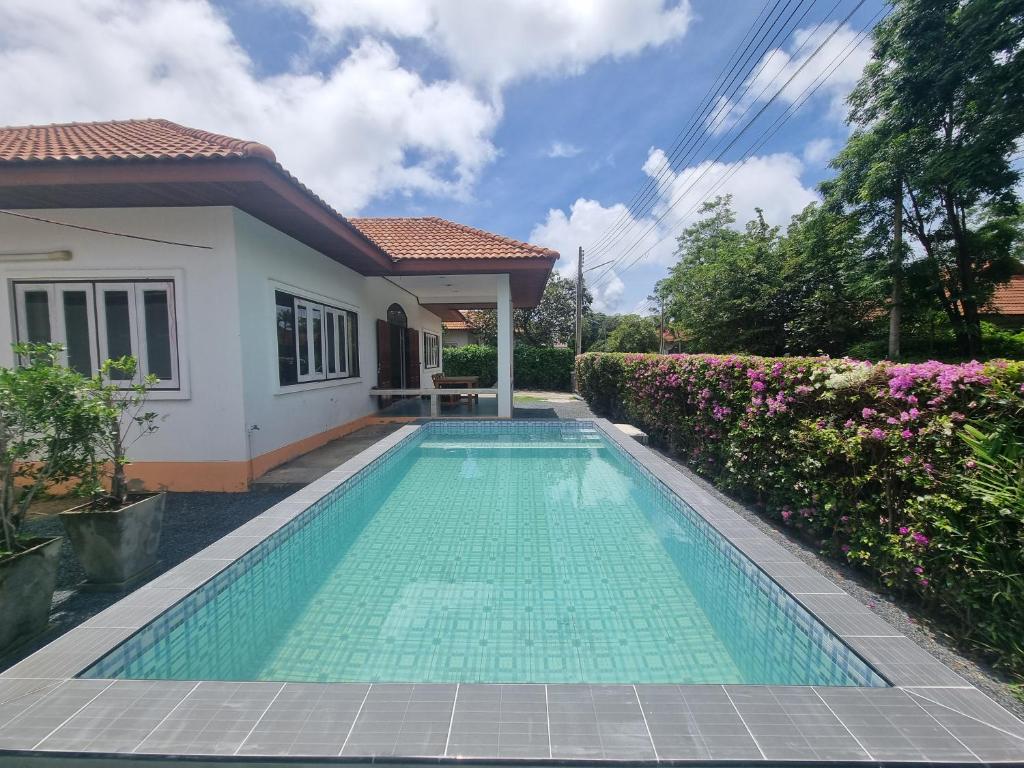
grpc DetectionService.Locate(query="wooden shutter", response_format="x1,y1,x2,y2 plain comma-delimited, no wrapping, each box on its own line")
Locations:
376,319,392,388
406,327,421,388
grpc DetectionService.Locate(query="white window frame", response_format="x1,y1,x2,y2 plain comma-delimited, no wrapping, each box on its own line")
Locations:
12,279,180,390
324,308,348,378
423,330,440,369
134,281,179,388
274,286,360,390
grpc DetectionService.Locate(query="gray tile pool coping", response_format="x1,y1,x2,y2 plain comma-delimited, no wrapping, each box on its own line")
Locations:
1,419,1022,765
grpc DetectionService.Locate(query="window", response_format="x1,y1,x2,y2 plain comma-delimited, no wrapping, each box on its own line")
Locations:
423,331,440,369
12,280,179,388
275,289,359,386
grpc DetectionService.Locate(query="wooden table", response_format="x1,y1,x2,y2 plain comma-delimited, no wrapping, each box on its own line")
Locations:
431,375,480,404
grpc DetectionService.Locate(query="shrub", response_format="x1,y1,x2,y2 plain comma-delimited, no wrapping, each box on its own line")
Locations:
576,351,1024,676
0,344,106,553
443,345,574,390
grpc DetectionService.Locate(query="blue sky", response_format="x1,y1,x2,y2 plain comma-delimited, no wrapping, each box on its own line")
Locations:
1,0,888,312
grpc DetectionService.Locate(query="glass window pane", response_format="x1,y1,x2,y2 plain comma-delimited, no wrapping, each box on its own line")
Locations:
297,304,309,376
311,307,323,374
142,289,173,379
326,312,336,374
62,291,92,374
276,291,297,385
24,290,51,343
347,311,359,377
103,290,133,380
337,314,348,374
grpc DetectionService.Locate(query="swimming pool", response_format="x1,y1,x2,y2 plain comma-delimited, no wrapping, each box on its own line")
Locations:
83,421,883,687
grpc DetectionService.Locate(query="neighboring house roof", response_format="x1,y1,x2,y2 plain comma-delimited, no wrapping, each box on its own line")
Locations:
349,217,558,261
0,119,557,306
0,118,276,163
985,275,1024,316
442,321,473,331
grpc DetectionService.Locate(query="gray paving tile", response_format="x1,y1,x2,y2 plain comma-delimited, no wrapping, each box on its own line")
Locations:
341,683,455,758
817,686,978,762
0,679,111,750
193,535,264,560
36,680,195,753
795,593,903,638
236,682,369,757
0,680,63,730
843,636,970,686
548,684,655,760
905,689,1024,762
135,681,282,756
0,627,136,679
447,684,548,759
758,561,845,594
81,587,192,630
727,685,870,761
143,558,230,590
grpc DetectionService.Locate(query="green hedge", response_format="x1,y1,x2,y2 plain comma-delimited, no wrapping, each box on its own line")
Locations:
577,351,1024,676
442,345,574,390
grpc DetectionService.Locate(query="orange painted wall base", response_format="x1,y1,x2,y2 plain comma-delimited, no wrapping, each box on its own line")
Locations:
122,415,415,492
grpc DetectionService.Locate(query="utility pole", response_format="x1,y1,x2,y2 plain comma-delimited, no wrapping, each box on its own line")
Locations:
575,246,584,357
573,246,583,392
888,176,903,360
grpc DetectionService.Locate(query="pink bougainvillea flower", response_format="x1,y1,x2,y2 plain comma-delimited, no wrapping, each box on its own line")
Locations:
861,407,876,419
899,526,910,535
840,544,850,553
913,566,924,575
902,456,912,465
911,532,929,546
871,428,885,440
965,459,977,470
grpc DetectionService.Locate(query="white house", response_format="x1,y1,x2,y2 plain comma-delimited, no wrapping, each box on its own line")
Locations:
0,119,557,491
442,312,482,347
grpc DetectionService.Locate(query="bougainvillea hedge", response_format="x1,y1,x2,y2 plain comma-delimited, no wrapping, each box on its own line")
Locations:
576,352,1024,676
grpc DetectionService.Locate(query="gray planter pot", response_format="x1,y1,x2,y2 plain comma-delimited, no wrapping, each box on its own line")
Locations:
0,537,61,655
60,493,166,589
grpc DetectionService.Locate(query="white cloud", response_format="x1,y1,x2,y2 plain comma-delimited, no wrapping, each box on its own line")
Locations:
0,0,503,212
531,146,820,311
529,198,670,312
281,0,694,91
802,137,835,166
651,149,819,229
546,141,583,159
707,22,872,134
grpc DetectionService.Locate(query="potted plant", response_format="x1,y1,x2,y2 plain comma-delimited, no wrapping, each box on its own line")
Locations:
60,356,165,589
1,344,101,654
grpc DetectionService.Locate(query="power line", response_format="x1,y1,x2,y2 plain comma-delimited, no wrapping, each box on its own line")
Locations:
584,0,809,256
592,3,887,290
0,209,214,249
590,0,874,290
589,0,847,270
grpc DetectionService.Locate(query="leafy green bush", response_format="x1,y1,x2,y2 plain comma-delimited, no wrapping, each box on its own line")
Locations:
442,345,574,390
847,322,1024,362
577,351,1024,676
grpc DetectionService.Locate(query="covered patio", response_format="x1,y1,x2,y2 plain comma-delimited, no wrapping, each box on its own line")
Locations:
349,217,558,418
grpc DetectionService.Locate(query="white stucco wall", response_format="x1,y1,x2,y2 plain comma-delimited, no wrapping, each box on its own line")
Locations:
0,207,249,463
231,210,443,462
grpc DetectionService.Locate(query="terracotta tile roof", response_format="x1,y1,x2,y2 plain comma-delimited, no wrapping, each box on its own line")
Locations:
987,274,1024,316
442,321,472,331
0,118,276,163
348,216,558,261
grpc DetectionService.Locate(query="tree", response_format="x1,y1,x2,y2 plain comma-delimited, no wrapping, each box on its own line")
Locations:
829,0,1024,356
777,203,882,355
659,196,790,355
605,315,660,352
467,274,591,346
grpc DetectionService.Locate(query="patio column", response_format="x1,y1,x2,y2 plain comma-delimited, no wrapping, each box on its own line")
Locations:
497,273,513,417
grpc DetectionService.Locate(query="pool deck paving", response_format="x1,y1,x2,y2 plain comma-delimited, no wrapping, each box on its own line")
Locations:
2,412,1023,765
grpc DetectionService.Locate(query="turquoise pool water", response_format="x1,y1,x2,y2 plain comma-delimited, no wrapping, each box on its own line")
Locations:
84,422,884,686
